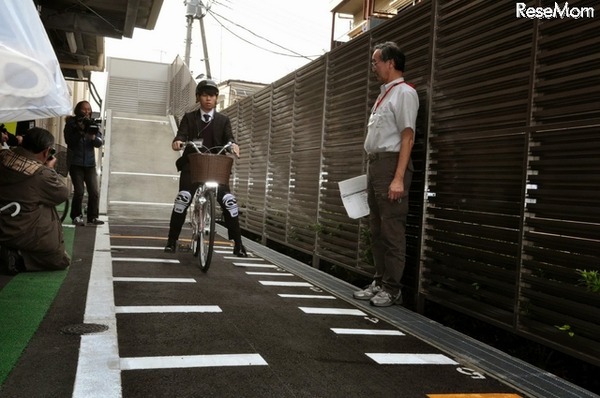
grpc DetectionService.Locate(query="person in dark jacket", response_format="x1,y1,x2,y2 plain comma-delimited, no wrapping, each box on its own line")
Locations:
164,79,247,257
1,123,23,148
63,100,104,226
0,127,70,274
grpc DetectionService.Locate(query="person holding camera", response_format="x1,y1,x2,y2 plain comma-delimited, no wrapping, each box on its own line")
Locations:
63,100,104,226
0,127,71,274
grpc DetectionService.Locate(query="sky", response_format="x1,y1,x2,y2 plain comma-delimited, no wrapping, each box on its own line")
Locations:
91,0,346,108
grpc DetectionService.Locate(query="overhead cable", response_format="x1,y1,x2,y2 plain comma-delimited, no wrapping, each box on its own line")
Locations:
208,9,322,60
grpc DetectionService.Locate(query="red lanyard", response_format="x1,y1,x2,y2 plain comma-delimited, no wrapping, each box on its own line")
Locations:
373,81,412,113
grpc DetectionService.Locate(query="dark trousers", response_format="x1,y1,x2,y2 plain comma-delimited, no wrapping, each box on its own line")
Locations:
367,154,413,295
69,165,100,221
167,168,242,244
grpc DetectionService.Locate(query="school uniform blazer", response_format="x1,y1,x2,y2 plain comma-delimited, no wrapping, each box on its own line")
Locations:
174,110,235,171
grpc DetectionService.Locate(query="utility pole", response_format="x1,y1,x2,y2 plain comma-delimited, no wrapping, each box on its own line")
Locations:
184,0,212,79
198,12,212,79
184,13,193,66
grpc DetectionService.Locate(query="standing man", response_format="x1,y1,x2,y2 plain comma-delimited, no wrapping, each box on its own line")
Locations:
0,127,71,274
63,100,104,226
164,79,247,257
353,41,419,307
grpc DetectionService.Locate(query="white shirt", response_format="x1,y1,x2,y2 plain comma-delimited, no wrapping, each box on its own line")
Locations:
201,110,214,122
364,77,419,153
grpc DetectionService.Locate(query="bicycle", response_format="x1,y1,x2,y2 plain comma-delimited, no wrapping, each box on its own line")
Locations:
183,140,234,273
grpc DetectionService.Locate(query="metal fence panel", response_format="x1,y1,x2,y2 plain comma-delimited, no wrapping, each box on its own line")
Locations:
214,0,600,365
265,77,295,241
288,59,327,252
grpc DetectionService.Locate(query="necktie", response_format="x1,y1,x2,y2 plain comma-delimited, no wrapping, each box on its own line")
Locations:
203,114,210,123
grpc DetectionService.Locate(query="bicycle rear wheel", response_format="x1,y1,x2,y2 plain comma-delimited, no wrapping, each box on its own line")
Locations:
197,189,216,272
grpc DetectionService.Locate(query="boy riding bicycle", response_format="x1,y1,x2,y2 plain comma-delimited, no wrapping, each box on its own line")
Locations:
164,79,247,257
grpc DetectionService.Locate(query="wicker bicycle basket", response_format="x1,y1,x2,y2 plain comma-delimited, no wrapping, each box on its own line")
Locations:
188,153,233,185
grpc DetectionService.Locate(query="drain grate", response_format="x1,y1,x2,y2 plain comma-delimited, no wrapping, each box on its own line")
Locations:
60,323,109,335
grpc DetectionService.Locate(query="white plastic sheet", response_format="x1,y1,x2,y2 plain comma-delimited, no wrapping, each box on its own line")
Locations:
0,0,72,121
339,174,370,219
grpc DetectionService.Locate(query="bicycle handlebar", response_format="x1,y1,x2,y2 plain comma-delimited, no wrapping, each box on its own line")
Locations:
182,140,234,156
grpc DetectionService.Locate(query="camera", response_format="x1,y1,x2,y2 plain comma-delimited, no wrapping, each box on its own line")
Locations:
77,116,100,134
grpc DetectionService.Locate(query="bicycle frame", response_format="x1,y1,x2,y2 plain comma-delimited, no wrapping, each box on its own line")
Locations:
190,182,217,272
184,140,232,273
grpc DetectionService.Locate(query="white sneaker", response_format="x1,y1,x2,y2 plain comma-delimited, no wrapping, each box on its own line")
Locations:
72,216,84,226
370,290,403,307
352,281,381,300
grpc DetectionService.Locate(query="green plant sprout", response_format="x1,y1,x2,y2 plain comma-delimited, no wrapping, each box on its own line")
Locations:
555,324,575,337
576,269,600,293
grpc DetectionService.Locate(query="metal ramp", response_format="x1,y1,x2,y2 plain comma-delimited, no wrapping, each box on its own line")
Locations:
100,110,180,221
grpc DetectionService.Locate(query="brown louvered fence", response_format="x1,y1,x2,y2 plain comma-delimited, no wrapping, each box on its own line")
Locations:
216,0,600,366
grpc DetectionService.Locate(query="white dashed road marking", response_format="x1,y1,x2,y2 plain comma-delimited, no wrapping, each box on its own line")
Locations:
366,353,458,365
299,307,366,316
260,281,313,287
111,245,164,250
115,305,222,313
331,328,404,336
278,294,336,299
112,257,179,263
246,271,294,276
113,277,196,283
224,256,264,261
234,262,277,268
120,354,268,370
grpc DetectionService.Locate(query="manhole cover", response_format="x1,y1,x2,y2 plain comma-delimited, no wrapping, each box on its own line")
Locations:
60,323,109,335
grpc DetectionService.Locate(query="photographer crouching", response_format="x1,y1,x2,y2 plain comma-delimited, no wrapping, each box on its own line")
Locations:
63,100,104,226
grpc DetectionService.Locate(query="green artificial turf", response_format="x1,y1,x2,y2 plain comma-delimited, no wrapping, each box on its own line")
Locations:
0,223,75,384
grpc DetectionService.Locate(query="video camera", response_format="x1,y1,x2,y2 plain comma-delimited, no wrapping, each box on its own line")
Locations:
77,116,100,134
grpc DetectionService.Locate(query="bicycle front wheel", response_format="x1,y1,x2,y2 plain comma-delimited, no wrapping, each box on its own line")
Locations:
197,189,216,272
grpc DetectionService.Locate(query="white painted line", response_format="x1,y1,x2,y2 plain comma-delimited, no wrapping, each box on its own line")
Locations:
260,281,313,287
112,257,179,263
246,272,293,276
74,335,122,397
111,245,164,250
112,116,169,123
366,353,459,365
224,256,263,261
115,305,222,313
111,171,177,178
279,294,336,299
234,263,277,268
331,328,404,336
216,250,246,254
109,200,173,207
299,307,366,316
120,354,268,370
73,221,121,398
113,277,196,283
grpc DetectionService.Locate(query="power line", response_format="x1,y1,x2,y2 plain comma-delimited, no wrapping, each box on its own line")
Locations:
207,9,323,60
